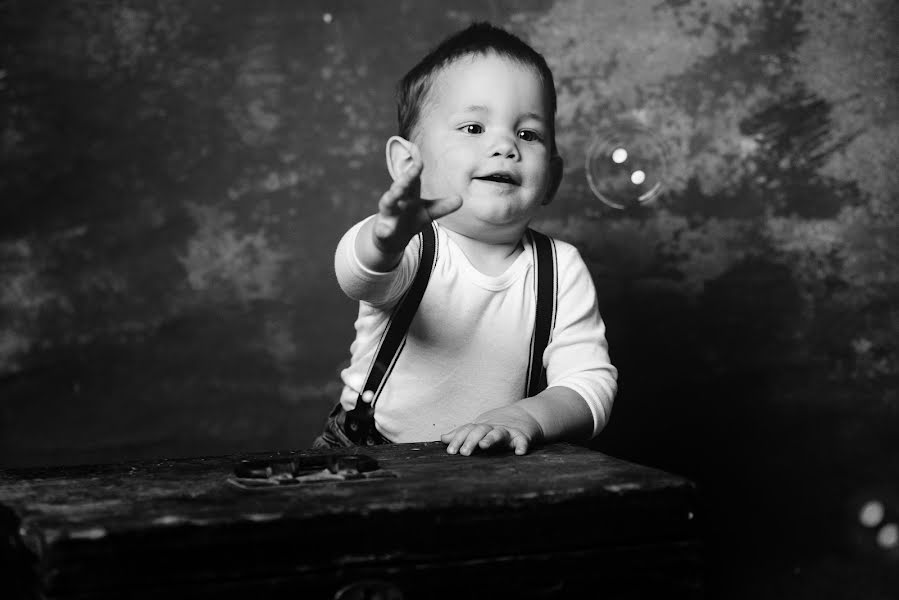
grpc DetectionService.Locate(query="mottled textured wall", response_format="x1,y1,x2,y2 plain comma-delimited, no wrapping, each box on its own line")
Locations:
1,0,897,596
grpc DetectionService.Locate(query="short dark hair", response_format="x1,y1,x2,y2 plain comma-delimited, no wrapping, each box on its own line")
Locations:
396,22,558,154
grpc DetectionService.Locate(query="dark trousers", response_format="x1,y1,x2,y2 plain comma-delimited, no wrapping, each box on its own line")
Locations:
312,402,392,449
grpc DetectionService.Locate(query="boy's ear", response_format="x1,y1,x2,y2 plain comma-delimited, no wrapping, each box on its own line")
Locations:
543,155,564,205
386,135,416,182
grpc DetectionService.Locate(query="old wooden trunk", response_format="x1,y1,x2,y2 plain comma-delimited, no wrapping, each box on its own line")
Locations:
0,442,702,599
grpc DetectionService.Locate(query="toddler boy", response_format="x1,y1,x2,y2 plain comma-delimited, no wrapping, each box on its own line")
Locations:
315,22,617,455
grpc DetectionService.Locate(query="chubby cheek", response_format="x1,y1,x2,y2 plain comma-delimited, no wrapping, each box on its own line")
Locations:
418,165,450,199
527,157,553,197
420,145,472,197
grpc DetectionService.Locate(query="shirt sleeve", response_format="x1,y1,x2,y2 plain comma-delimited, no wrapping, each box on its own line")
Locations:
542,242,618,438
334,216,422,307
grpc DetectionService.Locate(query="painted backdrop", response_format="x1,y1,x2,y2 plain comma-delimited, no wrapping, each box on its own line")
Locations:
1,1,897,597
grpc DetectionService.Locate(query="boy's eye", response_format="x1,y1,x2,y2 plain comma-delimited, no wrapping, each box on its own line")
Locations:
461,124,483,134
518,130,542,142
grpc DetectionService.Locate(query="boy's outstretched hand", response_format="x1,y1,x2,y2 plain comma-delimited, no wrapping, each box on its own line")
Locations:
373,144,462,255
441,405,544,456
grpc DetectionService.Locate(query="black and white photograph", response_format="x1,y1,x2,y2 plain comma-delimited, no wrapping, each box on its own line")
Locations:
1,1,896,598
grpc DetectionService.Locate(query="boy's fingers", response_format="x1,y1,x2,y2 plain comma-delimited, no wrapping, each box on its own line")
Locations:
407,154,423,177
379,184,420,217
440,428,464,446
392,173,420,200
378,186,402,215
478,428,508,449
443,424,474,454
458,425,492,455
382,163,420,198
399,157,423,188
443,424,498,455
444,425,529,455
510,432,530,455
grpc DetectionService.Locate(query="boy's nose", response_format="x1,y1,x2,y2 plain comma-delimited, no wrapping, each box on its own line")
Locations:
488,134,518,160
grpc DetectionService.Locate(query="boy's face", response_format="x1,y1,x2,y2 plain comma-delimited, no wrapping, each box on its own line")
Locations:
412,53,558,243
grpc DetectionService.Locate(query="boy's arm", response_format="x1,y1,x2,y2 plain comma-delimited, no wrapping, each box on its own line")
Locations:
517,387,594,441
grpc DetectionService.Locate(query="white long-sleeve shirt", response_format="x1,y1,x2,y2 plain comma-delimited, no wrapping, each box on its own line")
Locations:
334,217,617,443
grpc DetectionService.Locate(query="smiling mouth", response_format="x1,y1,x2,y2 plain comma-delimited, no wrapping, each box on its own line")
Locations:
474,172,520,185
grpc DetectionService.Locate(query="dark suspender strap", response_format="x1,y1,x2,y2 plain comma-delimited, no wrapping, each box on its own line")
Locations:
526,229,557,398
344,222,438,445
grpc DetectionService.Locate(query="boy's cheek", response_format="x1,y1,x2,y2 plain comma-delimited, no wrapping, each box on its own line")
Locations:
421,152,470,194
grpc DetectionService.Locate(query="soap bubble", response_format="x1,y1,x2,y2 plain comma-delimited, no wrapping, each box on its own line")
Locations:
877,523,898,549
586,119,669,210
859,500,885,527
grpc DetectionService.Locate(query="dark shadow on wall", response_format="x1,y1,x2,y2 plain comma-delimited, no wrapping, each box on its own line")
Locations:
592,258,899,598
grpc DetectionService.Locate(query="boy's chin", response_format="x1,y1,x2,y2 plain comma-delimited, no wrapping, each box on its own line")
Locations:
440,215,532,243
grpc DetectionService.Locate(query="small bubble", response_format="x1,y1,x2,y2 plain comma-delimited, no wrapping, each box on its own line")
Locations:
877,523,898,549
585,117,668,210
362,390,374,404
322,13,333,24
859,500,885,527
